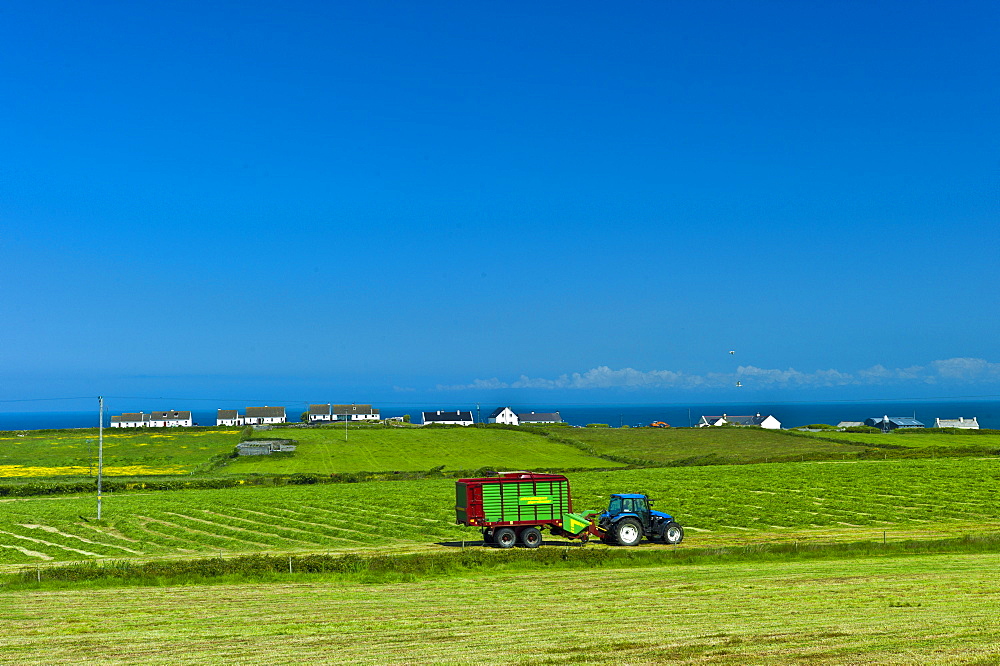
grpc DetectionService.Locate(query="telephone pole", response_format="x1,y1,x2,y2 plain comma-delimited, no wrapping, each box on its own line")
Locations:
97,396,104,520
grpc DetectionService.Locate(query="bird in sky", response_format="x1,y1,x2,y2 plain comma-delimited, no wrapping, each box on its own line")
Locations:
736,381,742,388
729,350,735,355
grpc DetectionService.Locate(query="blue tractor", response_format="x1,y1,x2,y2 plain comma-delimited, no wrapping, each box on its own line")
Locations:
598,493,684,546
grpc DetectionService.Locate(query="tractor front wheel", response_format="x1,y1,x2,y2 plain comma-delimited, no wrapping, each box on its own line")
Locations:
520,527,542,548
494,527,517,549
662,522,684,545
613,518,642,546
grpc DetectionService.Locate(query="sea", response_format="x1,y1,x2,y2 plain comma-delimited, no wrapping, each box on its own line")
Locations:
2,400,999,430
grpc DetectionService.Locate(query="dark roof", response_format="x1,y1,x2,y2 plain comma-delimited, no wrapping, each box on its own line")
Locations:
517,412,562,422
333,404,378,415
489,407,510,418
246,406,285,418
111,413,149,423
217,410,239,419
308,404,331,415
701,414,775,426
149,411,191,420
422,411,474,422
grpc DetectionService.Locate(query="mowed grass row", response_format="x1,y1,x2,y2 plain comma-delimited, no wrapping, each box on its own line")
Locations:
3,554,1000,664
217,426,624,475
3,457,1000,565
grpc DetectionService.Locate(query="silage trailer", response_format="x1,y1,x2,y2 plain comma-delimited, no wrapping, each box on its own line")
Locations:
455,471,684,548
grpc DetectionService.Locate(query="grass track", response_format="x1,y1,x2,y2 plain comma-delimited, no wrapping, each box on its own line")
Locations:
2,553,999,664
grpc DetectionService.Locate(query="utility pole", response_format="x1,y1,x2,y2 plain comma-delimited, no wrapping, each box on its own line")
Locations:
97,396,104,520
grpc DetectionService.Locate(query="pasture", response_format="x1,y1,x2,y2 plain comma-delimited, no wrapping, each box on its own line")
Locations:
218,426,623,475
2,457,1000,566
2,553,999,664
0,428,239,478
548,426,870,465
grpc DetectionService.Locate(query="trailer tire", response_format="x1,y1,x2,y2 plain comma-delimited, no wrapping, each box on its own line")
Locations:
494,527,517,549
519,527,542,548
612,518,642,546
662,522,684,545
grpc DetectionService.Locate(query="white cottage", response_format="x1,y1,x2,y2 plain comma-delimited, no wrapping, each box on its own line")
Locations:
488,407,519,425
244,406,286,425
110,412,151,428
422,410,475,426
216,409,244,426
934,417,979,429
148,410,192,427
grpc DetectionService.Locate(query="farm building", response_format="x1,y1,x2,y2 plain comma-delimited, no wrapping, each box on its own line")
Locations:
698,413,781,429
864,415,925,431
517,411,563,424
934,417,979,429
488,407,518,425
243,406,286,425
111,410,191,428
422,410,475,426
836,421,865,429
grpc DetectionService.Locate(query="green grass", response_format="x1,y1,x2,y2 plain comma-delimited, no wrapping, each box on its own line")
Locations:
791,428,1000,454
544,426,870,465
2,553,1000,664
3,457,1000,566
215,426,624,475
0,428,240,477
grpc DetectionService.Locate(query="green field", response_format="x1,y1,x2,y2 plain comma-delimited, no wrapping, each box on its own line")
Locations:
3,457,1000,566
547,426,870,465
3,553,999,664
0,428,239,477
220,426,624,475
791,428,1000,453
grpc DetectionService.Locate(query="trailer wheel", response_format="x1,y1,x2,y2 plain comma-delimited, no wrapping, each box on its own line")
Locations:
613,518,642,546
494,527,517,549
519,527,542,548
662,522,684,545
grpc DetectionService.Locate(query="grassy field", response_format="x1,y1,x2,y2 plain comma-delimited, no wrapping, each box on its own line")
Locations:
2,553,999,664
218,426,624,475
0,428,239,478
3,457,1000,566
791,428,1000,453
547,426,870,465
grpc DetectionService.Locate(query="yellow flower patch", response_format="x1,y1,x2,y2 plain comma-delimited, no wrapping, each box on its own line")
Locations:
0,465,188,478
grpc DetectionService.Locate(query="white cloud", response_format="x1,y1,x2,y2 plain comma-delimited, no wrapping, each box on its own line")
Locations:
437,357,1000,391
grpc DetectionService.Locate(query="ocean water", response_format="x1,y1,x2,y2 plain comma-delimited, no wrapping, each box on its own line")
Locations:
2,400,998,430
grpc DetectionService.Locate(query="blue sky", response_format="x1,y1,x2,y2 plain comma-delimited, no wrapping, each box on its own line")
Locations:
2,1,998,411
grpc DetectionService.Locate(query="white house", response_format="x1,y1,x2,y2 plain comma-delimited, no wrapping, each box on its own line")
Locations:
422,410,475,426
244,406,286,425
111,410,191,428
517,411,563,424
698,413,781,429
216,410,244,426
308,404,334,423
110,412,151,428
488,407,519,425
934,416,979,429
333,404,380,422
148,410,192,427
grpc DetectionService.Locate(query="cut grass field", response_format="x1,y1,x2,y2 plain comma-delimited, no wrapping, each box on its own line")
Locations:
548,426,871,465
217,426,625,475
3,552,999,664
0,428,239,477
791,428,1000,453
2,457,1000,566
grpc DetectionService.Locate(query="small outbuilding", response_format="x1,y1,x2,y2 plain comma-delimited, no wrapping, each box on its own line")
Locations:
517,411,563,424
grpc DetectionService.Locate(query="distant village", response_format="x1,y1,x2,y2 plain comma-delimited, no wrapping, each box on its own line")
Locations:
108,405,982,431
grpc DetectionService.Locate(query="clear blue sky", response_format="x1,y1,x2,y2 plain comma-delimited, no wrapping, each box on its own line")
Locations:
2,1,998,411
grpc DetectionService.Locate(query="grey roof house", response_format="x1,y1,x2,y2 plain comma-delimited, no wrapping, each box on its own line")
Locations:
864,415,924,431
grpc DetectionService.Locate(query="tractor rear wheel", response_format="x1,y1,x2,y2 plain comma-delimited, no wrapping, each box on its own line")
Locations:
494,527,517,549
520,527,542,548
613,518,642,546
662,522,684,545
